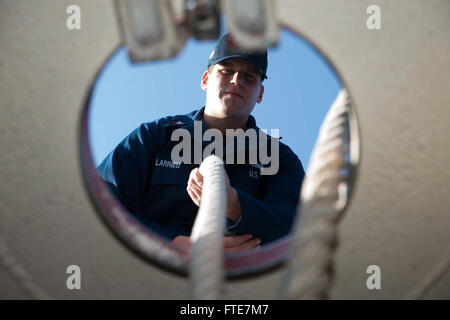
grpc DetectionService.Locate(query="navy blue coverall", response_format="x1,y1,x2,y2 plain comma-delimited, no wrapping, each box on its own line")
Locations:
98,107,305,244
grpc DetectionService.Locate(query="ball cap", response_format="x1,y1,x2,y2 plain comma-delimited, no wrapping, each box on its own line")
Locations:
207,34,268,79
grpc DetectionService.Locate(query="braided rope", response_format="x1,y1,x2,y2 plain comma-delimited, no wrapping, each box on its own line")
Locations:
280,89,354,299
189,155,227,299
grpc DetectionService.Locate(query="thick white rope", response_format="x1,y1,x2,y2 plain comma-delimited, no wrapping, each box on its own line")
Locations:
189,155,227,300
279,89,353,299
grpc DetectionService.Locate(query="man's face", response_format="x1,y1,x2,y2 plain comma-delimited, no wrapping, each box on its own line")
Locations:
201,58,264,120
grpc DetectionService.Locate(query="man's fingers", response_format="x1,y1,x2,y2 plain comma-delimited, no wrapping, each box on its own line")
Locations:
187,168,204,206
224,234,253,247
225,237,261,252
188,170,200,188
186,187,200,206
193,168,204,187
172,235,191,247
188,179,202,196
189,168,203,189
187,180,202,202
188,169,203,201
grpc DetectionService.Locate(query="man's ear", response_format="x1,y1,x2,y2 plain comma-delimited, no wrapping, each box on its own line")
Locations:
201,71,209,90
257,85,264,103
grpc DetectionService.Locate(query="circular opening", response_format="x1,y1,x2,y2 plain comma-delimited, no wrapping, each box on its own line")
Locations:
79,27,358,278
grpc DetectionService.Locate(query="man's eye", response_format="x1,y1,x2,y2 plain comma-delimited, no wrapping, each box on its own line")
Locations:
221,69,232,75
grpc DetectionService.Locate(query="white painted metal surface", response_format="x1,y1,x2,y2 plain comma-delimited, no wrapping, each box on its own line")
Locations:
0,0,449,299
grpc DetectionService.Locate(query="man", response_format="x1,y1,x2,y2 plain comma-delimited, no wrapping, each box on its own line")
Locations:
98,34,305,251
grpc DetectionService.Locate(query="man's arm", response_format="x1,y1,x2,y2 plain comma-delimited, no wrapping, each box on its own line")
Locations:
97,122,183,239
230,150,305,244
101,179,185,240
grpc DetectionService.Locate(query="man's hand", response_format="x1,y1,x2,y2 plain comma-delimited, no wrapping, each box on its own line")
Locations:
172,234,261,252
186,168,203,207
223,234,261,252
186,168,242,222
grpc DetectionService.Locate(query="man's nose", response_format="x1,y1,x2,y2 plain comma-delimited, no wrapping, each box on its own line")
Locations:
230,72,244,86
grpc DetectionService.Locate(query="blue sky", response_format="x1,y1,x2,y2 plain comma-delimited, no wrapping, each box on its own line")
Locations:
88,28,342,170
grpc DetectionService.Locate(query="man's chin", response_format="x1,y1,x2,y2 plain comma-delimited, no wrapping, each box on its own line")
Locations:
222,105,244,117
222,99,244,110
